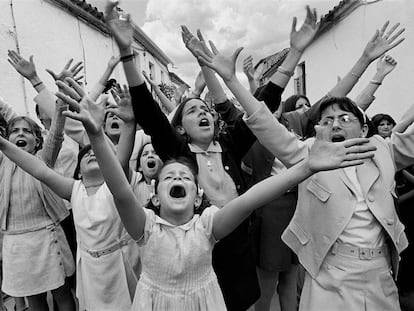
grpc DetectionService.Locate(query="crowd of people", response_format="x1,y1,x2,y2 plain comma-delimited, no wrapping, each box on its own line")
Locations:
0,1,413,310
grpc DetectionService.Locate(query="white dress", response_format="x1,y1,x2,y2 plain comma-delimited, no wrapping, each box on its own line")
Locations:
70,180,140,311
132,206,227,311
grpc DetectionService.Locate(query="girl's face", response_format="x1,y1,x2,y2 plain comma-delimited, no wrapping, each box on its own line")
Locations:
154,162,201,221
180,99,214,144
8,119,40,154
79,148,100,175
104,112,123,140
295,97,311,112
377,119,394,138
139,144,163,180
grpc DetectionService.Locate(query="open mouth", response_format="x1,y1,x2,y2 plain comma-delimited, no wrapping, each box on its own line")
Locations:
169,185,186,198
199,118,210,127
332,135,345,142
111,122,120,129
147,159,156,169
16,140,27,147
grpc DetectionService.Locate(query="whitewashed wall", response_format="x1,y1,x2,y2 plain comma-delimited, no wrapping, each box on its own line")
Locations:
285,0,414,120
0,0,170,120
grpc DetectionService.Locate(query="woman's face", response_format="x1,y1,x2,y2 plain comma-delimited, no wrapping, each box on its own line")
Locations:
377,119,394,138
319,104,367,142
8,119,39,154
295,97,311,112
180,99,214,144
139,144,163,180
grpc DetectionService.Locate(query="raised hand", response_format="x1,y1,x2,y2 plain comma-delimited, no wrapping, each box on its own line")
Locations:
105,0,133,51
46,58,84,83
290,5,319,53
308,125,376,172
56,77,105,134
8,50,37,80
376,55,397,77
107,84,134,123
197,40,243,82
142,71,158,87
243,55,255,80
363,21,405,62
181,26,213,60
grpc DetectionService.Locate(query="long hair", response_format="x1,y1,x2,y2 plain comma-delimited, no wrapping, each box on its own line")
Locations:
6,116,44,153
170,97,220,143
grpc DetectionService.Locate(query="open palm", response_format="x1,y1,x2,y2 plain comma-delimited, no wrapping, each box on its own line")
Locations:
290,6,319,52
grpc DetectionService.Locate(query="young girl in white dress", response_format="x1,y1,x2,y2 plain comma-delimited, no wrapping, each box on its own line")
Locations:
0,94,140,311
53,77,376,310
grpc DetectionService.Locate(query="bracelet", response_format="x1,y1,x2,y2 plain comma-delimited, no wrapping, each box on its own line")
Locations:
370,80,382,86
277,66,294,77
120,54,135,63
32,81,43,88
351,72,361,79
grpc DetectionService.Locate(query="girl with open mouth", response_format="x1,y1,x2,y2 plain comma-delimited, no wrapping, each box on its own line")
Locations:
0,102,76,310
51,76,375,310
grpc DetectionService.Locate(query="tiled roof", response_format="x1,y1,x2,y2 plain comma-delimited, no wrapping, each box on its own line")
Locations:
315,0,364,39
254,48,290,83
169,72,190,89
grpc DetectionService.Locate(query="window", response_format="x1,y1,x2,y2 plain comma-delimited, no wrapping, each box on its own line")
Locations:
294,61,306,95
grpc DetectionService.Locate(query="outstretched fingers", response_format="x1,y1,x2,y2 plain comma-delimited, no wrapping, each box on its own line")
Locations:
56,92,81,113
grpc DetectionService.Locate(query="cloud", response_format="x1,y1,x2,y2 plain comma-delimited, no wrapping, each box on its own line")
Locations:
138,0,333,91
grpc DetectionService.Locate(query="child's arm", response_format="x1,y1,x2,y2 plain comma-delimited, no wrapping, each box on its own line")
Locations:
269,5,319,89
106,85,136,181
89,56,121,101
39,98,67,168
355,55,397,111
143,71,175,114
242,55,258,95
328,21,404,97
0,95,19,123
57,78,145,240
213,128,376,239
0,135,74,200
105,2,185,162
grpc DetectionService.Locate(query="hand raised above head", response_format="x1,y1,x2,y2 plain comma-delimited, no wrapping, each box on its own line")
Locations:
197,40,243,82
363,21,405,62
308,125,376,173
46,58,84,84
290,5,319,53
242,55,255,80
56,78,105,134
376,55,397,77
8,50,37,80
107,84,134,123
105,0,133,50
181,26,213,60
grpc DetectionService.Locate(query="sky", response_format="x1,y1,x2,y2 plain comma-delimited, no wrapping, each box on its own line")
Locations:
89,0,338,89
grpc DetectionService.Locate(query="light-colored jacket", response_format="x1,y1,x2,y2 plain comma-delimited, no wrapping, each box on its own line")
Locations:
245,105,413,278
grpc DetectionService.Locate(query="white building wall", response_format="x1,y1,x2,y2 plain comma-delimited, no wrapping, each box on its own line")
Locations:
0,0,170,120
285,0,414,120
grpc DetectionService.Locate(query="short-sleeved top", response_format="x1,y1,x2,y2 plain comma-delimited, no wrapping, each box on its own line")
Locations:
132,206,227,310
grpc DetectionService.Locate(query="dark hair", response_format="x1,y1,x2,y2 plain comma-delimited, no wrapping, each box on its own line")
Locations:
6,116,43,153
103,78,117,94
145,157,210,215
283,95,310,113
318,97,373,138
170,97,219,143
73,144,92,180
371,114,396,132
